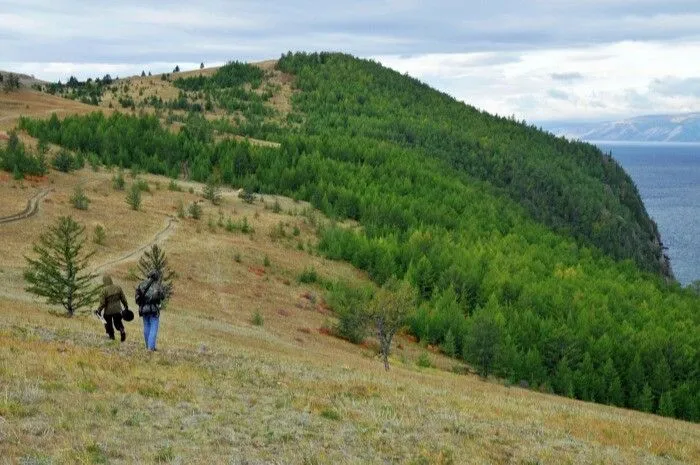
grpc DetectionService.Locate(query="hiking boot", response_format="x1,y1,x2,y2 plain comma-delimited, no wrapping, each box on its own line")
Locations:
120,331,126,342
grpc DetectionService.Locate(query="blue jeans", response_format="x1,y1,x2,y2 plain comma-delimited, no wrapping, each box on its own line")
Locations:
142,314,160,350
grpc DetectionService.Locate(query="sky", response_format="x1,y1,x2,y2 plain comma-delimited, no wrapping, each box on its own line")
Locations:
1,0,700,122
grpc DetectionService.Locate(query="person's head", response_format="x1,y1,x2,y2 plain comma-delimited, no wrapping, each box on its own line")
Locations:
103,275,113,286
148,269,160,281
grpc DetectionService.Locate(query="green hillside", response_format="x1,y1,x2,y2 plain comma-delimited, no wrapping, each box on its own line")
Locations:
13,53,699,422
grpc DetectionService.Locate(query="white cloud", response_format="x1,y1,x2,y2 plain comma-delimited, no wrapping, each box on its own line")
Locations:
375,41,700,120
3,1,700,121
0,62,223,82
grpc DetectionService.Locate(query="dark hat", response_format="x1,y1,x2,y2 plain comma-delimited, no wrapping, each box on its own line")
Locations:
121,308,135,322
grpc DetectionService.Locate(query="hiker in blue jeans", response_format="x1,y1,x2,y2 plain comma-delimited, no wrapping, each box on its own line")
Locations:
136,270,165,351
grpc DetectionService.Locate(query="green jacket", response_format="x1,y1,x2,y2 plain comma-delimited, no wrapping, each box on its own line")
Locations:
98,276,129,316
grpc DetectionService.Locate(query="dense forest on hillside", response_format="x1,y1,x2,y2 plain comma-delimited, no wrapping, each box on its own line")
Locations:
276,53,668,277
15,53,699,421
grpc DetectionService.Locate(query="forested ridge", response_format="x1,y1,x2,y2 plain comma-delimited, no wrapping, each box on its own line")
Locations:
11,53,699,421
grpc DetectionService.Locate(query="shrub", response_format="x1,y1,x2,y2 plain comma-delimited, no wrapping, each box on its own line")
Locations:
87,152,100,171
298,266,319,284
154,445,175,463
188,202,202,219
112,171,125,190
416,352,433,368
327,282,371,344
52,150,75,172
70,186,90,210
93,224,106,245
241,216,252,233
320,408,341,421
126,184,142,210
263,255,271,267
133,178,150,192
272,199,282,213
238,189,255,204
176,199,185,218
203,176,222,205
168,179,181,191
251,311,264,326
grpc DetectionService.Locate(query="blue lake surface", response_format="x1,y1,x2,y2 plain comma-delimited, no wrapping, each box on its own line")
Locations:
594,141,699,285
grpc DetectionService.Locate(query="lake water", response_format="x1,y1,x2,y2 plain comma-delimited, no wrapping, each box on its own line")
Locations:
594,141,699,286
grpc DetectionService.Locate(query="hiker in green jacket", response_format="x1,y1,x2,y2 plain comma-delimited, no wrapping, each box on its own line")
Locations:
96,275,130,341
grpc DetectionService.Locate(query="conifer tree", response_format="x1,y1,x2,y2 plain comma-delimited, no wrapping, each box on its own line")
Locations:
464,296,504,378
203,174,222,205
442,328,457,357
126,183,141,210
639,383,654,413
658,391,675,417
24,216,99,316
137,244,176,301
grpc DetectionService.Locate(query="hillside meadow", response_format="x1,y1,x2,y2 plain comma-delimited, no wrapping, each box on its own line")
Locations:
0,168,698,464
11,55,699,422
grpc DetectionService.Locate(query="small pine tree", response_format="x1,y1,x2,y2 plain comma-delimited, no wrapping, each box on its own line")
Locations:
12,165,23,180
173,65,180,73
141,70,146,77
70,186,90,210
52,150,75,172
188,202,202,219
442,328,457,357
176,199,185,218
202,175,222,205
639,383,654,413
24,216,100,316
112,170,125,190
658,391,675,417
464,297,504,378
137,244,176,301
126,183,142,210
200,62,205,69
93,224,106,245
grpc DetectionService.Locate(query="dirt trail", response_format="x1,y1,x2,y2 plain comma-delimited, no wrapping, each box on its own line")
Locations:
0,188,51,225
92,216,177,274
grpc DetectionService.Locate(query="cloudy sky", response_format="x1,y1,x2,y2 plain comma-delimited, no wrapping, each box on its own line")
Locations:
2,0,700,121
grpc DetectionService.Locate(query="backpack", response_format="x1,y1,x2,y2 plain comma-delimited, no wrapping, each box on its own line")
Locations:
135,279,154,307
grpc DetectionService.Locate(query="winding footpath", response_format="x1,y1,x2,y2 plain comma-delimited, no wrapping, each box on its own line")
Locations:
91,216,177,274
0,188,51,225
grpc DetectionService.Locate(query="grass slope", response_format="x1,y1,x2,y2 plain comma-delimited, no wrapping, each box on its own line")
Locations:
0,168,698,464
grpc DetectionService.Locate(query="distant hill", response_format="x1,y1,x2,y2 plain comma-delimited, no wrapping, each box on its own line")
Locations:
542,113,700,142
0,70,47,88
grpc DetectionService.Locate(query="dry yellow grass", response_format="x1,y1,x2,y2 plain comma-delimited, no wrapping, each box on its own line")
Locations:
0,89,104,132
1,168,699,464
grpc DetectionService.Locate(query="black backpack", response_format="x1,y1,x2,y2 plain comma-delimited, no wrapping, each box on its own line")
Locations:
135,279,154,307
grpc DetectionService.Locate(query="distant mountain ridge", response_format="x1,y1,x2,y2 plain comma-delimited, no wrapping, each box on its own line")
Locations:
543,112,700,142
